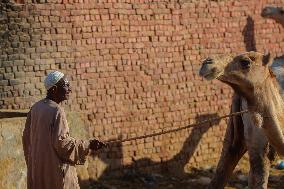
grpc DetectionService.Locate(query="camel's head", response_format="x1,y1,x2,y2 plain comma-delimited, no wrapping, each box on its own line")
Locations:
199,52,273,98
261,6,284,27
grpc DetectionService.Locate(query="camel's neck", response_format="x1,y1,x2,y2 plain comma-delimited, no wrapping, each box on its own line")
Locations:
248,77,283,115
249,76,284,156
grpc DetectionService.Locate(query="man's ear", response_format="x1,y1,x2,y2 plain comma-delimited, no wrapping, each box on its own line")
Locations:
262,53,273,67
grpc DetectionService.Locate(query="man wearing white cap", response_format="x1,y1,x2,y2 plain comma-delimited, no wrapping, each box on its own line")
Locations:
22,71,107,189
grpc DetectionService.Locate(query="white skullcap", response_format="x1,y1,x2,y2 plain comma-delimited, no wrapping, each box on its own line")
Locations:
44,71,64,90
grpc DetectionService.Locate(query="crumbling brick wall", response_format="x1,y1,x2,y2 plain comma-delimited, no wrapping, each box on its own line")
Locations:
0,0,283,184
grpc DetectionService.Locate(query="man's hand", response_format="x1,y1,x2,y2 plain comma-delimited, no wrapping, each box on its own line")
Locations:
89,139,108,151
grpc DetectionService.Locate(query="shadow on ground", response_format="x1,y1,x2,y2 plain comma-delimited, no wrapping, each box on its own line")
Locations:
79,113,221,189
79,110,284,189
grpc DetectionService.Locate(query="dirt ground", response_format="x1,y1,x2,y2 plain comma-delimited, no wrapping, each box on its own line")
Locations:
88,166,284,189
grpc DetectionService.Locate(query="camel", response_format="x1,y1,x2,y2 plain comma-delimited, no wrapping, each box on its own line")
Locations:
195,6,284,188
199,51,284,188
261,6,284,27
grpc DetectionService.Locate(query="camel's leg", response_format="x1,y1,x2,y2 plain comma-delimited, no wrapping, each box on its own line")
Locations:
247,145,270,189
246,135,271,189
242,100,271,189
208,95,247,189
208,119,247,189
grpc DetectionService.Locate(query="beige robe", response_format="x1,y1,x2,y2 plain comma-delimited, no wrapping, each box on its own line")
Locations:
23,98,90,189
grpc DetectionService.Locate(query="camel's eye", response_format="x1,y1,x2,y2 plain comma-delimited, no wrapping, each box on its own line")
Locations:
240,59,251,69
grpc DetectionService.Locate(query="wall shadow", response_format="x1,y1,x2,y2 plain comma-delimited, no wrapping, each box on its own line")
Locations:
0,111,28,118
242,16,257,52
79,113,221,188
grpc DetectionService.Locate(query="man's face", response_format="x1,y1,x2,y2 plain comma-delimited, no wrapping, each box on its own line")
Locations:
56,77,72,102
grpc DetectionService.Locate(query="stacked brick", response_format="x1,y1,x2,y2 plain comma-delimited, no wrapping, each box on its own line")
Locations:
0,0,283,177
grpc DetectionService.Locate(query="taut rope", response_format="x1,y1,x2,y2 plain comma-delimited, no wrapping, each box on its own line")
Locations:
107,110,249,144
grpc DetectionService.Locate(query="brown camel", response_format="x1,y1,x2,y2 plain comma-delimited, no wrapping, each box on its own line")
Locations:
261,6,284,27
199,51,284,189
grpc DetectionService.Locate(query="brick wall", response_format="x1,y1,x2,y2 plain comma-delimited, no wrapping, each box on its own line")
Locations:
0,0,283,182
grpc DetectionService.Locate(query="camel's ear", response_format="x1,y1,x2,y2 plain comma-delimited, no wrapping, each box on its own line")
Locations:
262,53,273,67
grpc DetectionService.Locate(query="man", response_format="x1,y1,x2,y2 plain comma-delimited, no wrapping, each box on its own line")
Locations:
23,71,107,189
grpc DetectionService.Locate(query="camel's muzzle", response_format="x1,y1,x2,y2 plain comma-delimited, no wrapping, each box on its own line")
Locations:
199,58,222,80
261,6,280,18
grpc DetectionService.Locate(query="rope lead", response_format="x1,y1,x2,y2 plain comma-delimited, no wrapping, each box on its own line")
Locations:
106,110,249,145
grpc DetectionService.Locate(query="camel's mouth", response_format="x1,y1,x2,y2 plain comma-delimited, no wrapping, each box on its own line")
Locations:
202,72,222,80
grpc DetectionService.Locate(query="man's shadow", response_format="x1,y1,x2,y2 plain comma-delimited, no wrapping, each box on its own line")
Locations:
79,113,222,188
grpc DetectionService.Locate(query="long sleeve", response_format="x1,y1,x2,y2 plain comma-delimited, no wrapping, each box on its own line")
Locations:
23,110,31,166
51,108,90,165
